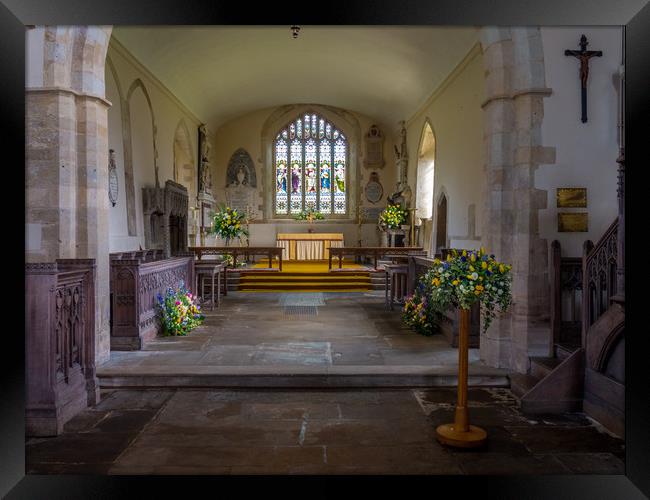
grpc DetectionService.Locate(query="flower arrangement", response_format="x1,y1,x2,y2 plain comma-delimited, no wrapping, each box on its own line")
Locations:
421,248,513,333
210,204,249,244
220,253,247,268
294,208,325,223
156,281,205,336
379,203,408,230
402,282,445,336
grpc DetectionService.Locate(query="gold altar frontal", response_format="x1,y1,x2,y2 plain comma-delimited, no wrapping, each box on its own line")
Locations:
276,233,344,260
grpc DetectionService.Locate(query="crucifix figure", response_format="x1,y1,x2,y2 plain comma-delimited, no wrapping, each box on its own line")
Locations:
565,34,602,123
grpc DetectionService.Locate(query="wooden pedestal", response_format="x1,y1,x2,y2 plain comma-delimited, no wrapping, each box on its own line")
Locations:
436,307,487,448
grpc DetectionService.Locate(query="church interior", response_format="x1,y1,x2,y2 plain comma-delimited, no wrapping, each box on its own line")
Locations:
24,25,626,475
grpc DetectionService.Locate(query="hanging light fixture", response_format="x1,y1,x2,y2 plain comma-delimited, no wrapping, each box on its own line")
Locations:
291,25,301,39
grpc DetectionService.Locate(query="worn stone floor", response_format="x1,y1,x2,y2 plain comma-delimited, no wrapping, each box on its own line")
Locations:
26,387,625,475
103,291,485,370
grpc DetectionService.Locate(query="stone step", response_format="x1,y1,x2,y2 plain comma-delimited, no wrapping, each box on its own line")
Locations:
530,356,562,379
509,372,541,399
97,365,510,389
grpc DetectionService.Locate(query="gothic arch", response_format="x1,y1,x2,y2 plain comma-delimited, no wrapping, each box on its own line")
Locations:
415,118,436,253
415,119,436,217
173,118,196,200
127,78,160,187
106,55,137,236
261,103,361,221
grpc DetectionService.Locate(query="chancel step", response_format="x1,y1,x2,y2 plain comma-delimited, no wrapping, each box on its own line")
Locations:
98,365,510,389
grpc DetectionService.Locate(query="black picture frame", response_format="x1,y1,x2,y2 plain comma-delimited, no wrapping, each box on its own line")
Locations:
6,1,649,498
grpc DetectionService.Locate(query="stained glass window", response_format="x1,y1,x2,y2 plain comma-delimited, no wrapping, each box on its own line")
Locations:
274,113,347,216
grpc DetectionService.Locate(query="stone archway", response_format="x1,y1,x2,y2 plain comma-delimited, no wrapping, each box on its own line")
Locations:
26,26,113,365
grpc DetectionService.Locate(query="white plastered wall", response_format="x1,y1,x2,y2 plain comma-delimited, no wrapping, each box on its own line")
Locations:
406,44,486,252
105,42,204,252
536,27,622,257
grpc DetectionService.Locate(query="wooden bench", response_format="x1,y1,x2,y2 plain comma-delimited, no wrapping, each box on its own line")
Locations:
189,246,283,271
328,246,426,270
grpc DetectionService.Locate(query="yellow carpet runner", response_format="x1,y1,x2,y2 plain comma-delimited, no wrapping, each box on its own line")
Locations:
238,260,371,292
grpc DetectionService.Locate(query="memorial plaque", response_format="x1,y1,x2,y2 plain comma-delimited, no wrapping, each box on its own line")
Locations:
558,212,588,232
363,207,384,223
365,172,383,204
557,188,587,208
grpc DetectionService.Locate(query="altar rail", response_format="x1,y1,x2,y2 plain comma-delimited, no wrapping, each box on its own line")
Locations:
26,259,98,436
328,246,425,270
189,246,283,270
408,254,480,348
110,255,194,350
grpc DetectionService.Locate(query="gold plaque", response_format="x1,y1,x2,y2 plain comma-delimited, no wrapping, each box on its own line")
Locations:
557,188,587,208
558,213,588,232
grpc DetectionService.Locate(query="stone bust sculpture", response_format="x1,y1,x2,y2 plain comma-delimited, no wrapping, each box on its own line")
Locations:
236,166,247,186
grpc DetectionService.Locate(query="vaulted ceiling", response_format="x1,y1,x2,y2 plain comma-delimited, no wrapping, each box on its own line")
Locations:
112,26,479,130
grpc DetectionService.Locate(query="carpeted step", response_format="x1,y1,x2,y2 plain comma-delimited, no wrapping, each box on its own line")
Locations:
239,276,371,282
239,281,370,289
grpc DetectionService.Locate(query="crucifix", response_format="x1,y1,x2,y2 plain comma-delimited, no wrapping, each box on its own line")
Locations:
565,34,602,123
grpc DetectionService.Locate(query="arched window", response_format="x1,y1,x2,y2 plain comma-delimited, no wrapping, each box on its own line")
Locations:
416,121,435,220
274,112,347,216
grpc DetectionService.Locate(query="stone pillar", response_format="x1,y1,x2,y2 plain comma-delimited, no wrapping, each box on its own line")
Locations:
480,28,516,369
26,26,113,365
75,96,112,363
479,27,555,372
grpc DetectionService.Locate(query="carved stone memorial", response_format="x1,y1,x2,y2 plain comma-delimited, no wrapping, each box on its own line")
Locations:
364,124,385,169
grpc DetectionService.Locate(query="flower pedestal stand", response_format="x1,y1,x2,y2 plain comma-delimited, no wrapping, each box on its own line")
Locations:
436,307,487,448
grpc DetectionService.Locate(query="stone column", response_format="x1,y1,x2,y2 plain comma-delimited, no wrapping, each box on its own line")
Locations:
480,28,516,369
75,96,112,362
26,26,113,365
479,27,555,372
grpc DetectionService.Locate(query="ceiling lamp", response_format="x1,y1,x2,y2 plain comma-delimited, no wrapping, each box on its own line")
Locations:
291,25,301,39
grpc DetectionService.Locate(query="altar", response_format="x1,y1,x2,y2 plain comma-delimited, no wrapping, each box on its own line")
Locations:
276,233,344,260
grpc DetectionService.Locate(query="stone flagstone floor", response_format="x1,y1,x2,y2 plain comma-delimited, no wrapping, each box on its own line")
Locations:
26,387,625,475
27,291,624,475
102,292,487,371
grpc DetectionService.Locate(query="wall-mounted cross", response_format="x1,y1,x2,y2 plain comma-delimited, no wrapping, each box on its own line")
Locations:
565,34,602,123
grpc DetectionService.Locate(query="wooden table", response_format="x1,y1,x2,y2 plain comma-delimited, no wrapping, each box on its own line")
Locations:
189,246,283,271
328,246,426,270
276,233,344,260
385,263,409,310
